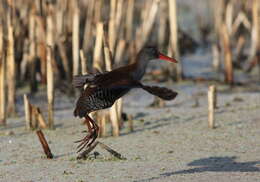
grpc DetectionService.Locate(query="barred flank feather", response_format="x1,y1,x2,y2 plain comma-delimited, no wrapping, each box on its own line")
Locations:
141,85,178,100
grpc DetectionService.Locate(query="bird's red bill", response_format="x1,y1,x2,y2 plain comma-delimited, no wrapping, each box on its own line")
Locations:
159,53,178,63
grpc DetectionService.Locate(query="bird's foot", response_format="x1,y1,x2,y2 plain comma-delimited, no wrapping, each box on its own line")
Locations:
75,128,99,153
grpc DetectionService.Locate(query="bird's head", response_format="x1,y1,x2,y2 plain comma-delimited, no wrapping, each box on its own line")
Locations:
138,46,178,64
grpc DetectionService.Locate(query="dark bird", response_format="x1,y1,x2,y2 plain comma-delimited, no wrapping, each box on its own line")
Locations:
73,46,178,152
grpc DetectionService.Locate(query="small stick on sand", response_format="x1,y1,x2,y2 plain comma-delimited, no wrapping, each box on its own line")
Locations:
36,130,53,159
98,142,126,160
208,85,216,129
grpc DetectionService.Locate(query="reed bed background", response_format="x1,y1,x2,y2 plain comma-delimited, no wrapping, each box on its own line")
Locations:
0,0,259,130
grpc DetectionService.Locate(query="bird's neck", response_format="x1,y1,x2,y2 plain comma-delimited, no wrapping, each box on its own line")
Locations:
130,60,149,80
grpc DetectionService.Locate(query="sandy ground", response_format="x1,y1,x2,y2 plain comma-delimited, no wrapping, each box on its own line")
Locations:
0,81,260,182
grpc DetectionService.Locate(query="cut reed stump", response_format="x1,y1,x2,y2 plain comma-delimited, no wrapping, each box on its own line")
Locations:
208,85,216,129
36,130,53,159
0,25,6,125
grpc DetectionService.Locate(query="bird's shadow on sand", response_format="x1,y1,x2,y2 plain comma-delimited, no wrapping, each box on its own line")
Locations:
133,156,260,182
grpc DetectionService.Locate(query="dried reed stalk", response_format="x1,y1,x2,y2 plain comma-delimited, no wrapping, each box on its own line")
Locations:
103,29,120,137
213,0,224,36
57,42,71,80
116,98,123,128
247,0,259,69
28,9,37,92
93,0,102,23
222,23,233,84
158,0,167,47
168,0,182,80
55,0,65,37
109,0,117,53
126,0,134,41
225,0,234,35
47,46,54,129
97,111,107,137
20,39,29,80
46,11,54,46
114,0,124,49
100,113,107,137
110,104,120,136
103,31,113,71
114,39,125,65
0,25,5,125
80,49,88,75
232,11,251,35
93,22,104,71
36,130,53,159
72,0,80,76
83,0,95,52
208,85,216,129
35,15,47,84
6,15,16,116
212,44,220,71
46,6,55,129
136,0,159,51
234,36,246,62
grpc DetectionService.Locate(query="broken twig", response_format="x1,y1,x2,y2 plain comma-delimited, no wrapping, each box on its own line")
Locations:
36,130,53,159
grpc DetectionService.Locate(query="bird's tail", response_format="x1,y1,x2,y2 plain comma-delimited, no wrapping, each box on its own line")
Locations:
141,85,178,100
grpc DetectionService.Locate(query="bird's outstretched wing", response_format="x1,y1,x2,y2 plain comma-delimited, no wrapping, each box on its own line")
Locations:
140,84,178,100
107,80,178,101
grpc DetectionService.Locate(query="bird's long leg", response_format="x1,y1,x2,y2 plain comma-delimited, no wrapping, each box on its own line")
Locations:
81,118,93,133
